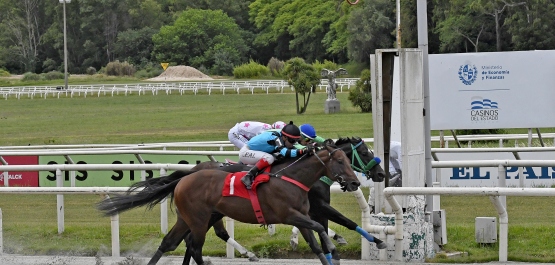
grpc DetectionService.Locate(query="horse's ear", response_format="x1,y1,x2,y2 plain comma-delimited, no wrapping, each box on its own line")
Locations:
324,138,334,145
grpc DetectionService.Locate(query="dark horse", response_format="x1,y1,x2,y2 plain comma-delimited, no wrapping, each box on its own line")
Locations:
196,138,387,256
131,137,387,264
98,144,361,265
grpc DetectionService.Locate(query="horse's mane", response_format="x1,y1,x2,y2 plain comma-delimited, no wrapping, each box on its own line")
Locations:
334,136,362,146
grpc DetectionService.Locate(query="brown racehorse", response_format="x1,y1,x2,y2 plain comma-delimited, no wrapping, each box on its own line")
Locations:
98,144,361,265
135,137,386,265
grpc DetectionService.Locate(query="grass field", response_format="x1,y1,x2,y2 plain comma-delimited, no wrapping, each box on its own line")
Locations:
1,88,555,262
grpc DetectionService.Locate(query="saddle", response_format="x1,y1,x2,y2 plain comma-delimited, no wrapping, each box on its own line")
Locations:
222,168,271,224
222,169,271,199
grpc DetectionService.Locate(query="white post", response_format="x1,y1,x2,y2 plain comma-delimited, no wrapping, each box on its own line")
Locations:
110,202,120,257
528,128,532,147
0,208,3,254
1,156,8,187
497,165,507,208
56,169,64,234
160,169,168,234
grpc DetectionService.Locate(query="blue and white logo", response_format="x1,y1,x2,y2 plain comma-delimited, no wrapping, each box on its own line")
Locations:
470,96,499,122
471,96,498,109
459,64,478,85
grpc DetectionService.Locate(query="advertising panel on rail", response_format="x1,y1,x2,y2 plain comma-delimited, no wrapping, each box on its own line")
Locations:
0,156,39,186
433,151,555,187
429,50,555,130
38,154,236,187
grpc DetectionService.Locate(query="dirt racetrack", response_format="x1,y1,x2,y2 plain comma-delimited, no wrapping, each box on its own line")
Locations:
0,255,553,265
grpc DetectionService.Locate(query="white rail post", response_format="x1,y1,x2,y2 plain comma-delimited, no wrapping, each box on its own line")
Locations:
1,156,8,187
0,208,3,254
107,194,120,258
56,169,65,234
497,165,507,207
160,168,168,234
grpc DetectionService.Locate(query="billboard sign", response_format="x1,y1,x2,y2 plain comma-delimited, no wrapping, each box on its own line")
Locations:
0,156,39,187
39,154,236,187
429,50,555,130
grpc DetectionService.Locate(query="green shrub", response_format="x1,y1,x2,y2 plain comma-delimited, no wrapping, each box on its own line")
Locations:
134,62,163,79
267,57,284,77
105,60,136,76
42,58,57,73
22,72,41,81
86,67,97,75
233,60,270,79
312,59,338,74
348,69,372,112
0,69,10,77
42,71,64,80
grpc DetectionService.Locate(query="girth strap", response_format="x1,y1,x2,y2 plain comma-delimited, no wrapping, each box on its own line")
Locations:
247,189,266,225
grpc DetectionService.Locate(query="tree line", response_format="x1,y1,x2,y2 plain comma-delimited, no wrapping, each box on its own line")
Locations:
0,0,553,76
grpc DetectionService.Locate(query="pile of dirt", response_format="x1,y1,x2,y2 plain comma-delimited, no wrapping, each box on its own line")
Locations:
147,65,213,81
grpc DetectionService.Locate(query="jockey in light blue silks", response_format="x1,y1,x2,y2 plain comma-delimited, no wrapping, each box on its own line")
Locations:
239,121,309,190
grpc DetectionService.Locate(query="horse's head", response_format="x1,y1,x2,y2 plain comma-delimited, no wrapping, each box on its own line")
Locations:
335,137,386,183
316,143,361,192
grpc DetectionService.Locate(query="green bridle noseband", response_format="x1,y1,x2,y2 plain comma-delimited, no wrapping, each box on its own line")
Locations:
319,140,382,185
349,140,381,178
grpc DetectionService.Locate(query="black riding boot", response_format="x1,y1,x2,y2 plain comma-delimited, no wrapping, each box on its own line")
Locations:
241,166,260,190
241,158,270,190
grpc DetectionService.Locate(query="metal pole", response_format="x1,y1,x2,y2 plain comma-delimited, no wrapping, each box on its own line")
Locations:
62,0,68,90
417,0,433,214
396,0,401,48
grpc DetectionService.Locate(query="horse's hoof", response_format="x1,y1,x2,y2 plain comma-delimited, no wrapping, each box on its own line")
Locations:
334,235,348,245
201,258,213,265
332,259,341,265
290,235,298,250
248,254,259,262
376,242,388,249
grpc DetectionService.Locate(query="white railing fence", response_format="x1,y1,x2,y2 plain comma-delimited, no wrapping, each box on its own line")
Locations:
0,78,360,99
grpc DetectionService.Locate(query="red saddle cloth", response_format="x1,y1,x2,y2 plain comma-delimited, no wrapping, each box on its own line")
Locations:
222,171,270,199
222,169,271,224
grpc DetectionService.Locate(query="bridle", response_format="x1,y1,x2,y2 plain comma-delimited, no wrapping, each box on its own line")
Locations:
313,146,348,185
349,139,381,179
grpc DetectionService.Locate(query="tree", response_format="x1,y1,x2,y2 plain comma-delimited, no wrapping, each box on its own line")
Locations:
345,0,395,63
348,69,372,112
113,27,157,67
433,0,491,52
250,0,341,62
152,9,248,75
282,57,320,114
504,0,555,50
0,0,45,73
471,0,527,51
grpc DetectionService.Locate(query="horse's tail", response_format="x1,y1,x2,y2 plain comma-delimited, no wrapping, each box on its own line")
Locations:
127,170,195,193
96,170,196,217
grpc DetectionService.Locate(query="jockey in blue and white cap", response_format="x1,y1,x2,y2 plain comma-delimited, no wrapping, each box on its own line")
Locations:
297,123,326,146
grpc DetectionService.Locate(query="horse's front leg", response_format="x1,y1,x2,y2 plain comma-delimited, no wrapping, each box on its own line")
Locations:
319,201,387,249
286,214,337,265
